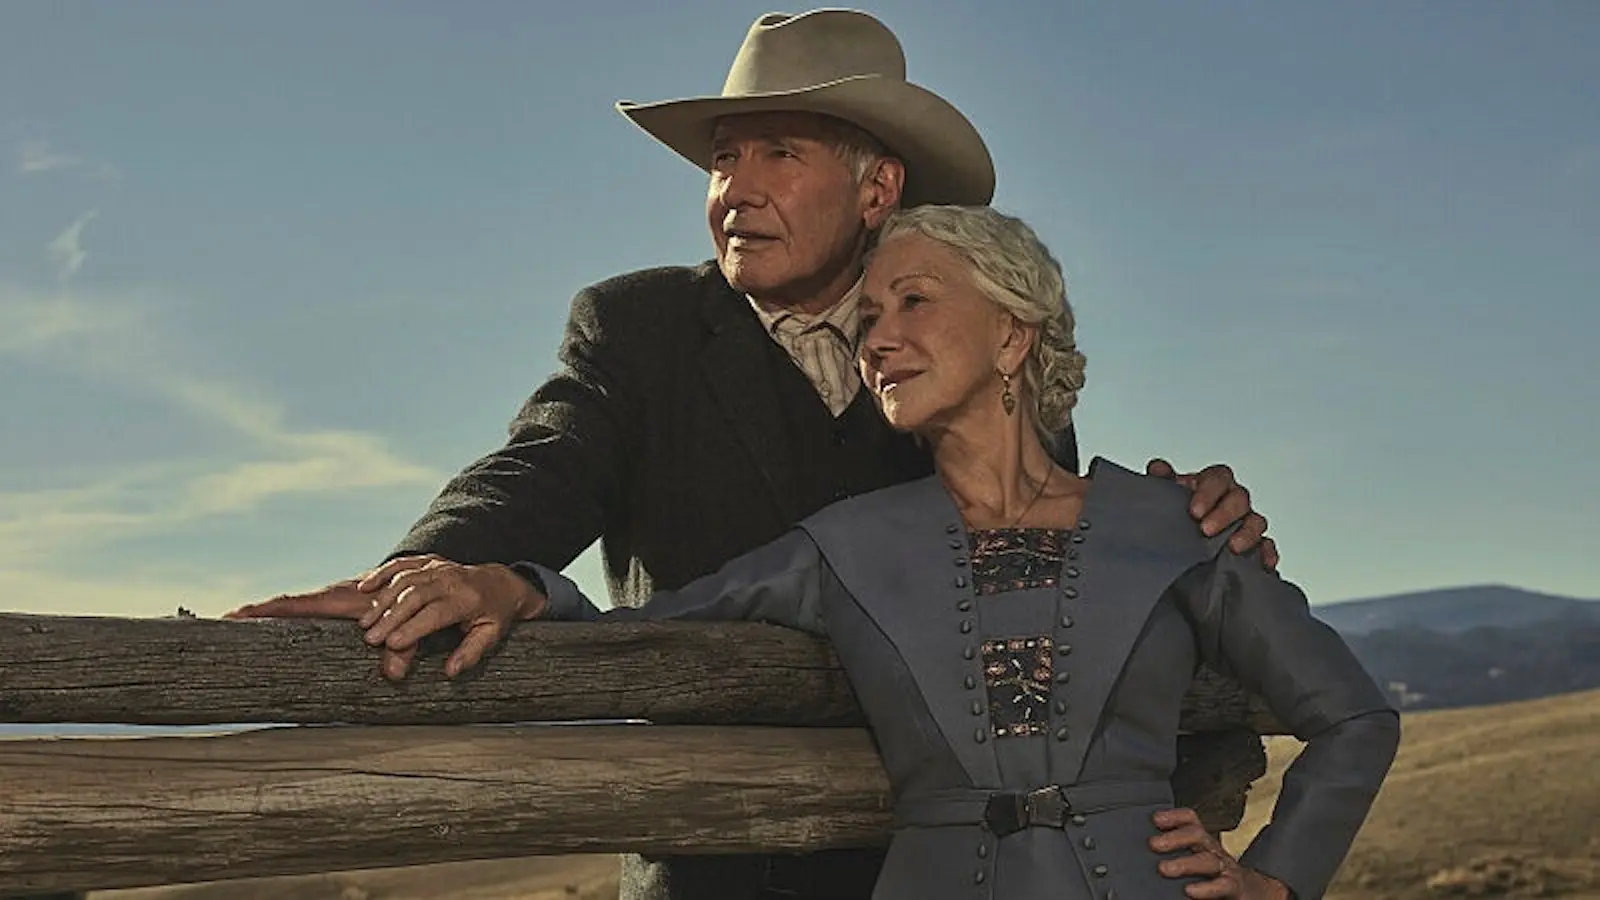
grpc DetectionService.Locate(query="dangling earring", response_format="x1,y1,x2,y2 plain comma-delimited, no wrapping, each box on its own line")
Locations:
1000,372,1017,416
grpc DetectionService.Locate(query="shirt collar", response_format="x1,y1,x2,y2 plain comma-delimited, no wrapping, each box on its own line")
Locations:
748,278,864,343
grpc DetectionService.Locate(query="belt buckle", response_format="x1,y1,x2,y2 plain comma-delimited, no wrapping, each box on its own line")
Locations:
1024,785,1071,828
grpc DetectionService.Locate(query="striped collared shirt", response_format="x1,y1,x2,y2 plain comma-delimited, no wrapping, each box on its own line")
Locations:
748,281,864,418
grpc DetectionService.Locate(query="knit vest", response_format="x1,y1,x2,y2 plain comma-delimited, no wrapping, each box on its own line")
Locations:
760,335,932,520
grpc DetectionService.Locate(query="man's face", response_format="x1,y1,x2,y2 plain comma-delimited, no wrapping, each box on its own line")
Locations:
707,112,879,308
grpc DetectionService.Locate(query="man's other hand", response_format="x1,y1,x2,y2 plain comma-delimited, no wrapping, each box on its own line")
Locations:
1151,808,1292,899
1146,458,1279,570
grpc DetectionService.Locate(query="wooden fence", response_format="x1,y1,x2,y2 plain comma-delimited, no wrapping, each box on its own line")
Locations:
0,613,1279,895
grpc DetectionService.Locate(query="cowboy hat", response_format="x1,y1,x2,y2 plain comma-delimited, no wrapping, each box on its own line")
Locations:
617,9,995,207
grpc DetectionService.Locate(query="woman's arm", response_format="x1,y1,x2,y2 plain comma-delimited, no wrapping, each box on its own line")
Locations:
1183,550,1401,900
522,528,830,635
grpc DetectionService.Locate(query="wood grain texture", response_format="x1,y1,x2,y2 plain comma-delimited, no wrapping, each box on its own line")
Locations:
0,725,891,894
0,614,1284,733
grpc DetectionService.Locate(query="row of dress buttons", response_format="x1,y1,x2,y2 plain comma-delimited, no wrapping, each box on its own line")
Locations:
1071,814,1115,896
948,522,989,745
940,520,998,886
1051,519,1090,742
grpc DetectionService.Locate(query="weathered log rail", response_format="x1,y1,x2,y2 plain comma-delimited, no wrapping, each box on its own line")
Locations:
0,613,1279,895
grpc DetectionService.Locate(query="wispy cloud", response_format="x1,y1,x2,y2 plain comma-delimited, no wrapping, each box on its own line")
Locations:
15,139,118,180
0,564,263,619
0,280,442,606
17,139,78,174
46,210,99,281
0,284,137,354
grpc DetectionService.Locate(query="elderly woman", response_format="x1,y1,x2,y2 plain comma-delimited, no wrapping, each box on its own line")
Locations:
386,206,1399,900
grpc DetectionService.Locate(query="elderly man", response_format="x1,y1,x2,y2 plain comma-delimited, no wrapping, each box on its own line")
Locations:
234,10,1280,900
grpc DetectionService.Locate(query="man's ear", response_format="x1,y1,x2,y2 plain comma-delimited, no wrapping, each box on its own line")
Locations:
861,157,905,229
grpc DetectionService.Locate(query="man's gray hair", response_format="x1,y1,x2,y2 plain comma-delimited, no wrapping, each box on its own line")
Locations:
876,205,1088,447
815,115,894,186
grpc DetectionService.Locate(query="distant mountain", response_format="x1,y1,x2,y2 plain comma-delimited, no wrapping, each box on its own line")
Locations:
1314,585,1600,635
1345,619,1600,711
1305,585,1600,711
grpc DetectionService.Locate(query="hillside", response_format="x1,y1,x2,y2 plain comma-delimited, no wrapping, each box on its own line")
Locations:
1295,585,1600,712
1228,688,1600,899
1347,618,1600,710
1313,585,1600,635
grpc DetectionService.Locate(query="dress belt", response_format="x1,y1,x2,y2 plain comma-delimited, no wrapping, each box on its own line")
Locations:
893,781,1172,838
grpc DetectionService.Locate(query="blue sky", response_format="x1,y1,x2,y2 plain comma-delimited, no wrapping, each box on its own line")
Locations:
2,1,1595,619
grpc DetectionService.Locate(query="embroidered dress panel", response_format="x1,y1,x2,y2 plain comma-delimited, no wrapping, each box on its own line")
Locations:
982,636,1053,737
971,527,1070,743
970,528,1070,595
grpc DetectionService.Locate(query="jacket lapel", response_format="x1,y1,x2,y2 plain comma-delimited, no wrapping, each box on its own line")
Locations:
802,477,1005,788
696,270,802,524
1048,458,1222,781
800,459,1230,790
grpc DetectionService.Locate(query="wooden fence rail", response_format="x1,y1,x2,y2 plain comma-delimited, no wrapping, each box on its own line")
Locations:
0,613,1277,895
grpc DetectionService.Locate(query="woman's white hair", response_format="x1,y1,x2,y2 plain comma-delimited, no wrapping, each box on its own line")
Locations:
875,205,1087,448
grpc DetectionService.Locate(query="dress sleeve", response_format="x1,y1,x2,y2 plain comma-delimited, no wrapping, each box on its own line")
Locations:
1181,548,1401,900
527,528,830,636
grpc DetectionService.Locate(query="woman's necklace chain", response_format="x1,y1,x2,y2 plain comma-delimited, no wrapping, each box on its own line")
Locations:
957,467,1054,530
1006,468,1052,529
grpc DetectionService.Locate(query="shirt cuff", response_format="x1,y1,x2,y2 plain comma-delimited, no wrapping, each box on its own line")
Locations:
508,561,597,621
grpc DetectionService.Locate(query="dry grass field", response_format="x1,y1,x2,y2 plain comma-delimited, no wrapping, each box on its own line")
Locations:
1229,688,1599,899
94,688,1598,899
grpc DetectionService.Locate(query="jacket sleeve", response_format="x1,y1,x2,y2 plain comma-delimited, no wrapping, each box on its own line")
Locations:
1182,549,1401,900
528,528,830,636
386,285,639,570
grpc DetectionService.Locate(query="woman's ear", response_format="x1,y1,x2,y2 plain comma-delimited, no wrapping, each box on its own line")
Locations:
998,317,1037,375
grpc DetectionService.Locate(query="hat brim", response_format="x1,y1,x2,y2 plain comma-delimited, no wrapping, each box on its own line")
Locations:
617,75,995,208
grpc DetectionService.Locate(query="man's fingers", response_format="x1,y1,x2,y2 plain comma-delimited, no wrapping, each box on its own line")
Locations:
384,597,467,652
360,567,443,628
1188,464,1239,527
1151,807,1204,830
1159,849,1226,878
224,582,366,620
381,645,418,682
1258,536,1281,571
363,579,448,646
447,621,505,678
356,554,440,593
1220,509,1267,552
1149,823,1212,854
1184,871,1243,899
1146,458,1178,480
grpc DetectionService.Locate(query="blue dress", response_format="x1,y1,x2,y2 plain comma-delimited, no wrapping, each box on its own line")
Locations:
534,458,1400,900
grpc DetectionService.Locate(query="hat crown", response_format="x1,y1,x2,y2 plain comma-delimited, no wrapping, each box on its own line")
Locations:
722,9,906,96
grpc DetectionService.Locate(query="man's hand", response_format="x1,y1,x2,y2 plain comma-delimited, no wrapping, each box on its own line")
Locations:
225,554,546,681
354,555,546,679
224,577,375,620
1146,458,1278,570
1151,808,1292,899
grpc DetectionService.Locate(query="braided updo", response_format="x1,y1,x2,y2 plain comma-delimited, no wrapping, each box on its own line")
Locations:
873,205,1087,450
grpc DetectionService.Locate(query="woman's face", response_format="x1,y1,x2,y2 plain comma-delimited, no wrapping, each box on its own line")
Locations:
858,232,1023,436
